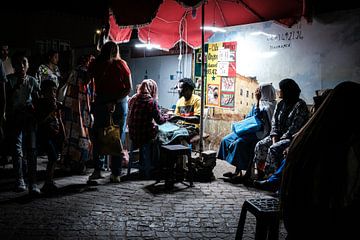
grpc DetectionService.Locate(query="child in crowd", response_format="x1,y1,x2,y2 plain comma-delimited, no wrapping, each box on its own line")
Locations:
6,52,40,194
35,80,65,194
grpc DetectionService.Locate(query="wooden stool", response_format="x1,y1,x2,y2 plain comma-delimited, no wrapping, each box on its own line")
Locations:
159,144,194,189
235,197,280,240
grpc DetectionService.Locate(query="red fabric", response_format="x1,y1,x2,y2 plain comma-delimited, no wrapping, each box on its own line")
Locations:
109,0,308,50
109,14,132,43
89,59,131,98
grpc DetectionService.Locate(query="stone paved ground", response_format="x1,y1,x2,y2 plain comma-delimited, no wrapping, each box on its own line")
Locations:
0,157,287,239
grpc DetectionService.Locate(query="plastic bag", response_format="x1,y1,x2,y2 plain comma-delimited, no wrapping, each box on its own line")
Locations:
232,115,263,136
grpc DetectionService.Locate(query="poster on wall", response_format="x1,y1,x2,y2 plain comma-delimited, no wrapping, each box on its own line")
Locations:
206,41,237,108
194,45,208,96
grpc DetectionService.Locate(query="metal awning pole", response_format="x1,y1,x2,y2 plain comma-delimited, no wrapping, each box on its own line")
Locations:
199,1,205,153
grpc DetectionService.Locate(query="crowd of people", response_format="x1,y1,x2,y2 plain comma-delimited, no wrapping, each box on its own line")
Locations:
0,41,204,194
2,41,359,230
1,40,359,239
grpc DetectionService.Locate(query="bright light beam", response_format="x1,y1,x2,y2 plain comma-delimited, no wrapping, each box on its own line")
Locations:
135,43,161,50
201,26,226,33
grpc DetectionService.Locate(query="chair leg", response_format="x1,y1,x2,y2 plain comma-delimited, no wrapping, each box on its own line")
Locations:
187,152,194,187
235,202,249,240
254,219,268,240
268,216,280,240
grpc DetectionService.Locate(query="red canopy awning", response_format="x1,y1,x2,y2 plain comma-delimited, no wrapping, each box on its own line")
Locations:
109,0,310,50
107,0,310,151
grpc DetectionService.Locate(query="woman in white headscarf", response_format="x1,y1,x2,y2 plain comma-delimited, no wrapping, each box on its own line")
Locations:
218,83,276,179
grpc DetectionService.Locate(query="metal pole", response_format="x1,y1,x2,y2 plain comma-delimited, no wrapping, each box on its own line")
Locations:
200,1,205,153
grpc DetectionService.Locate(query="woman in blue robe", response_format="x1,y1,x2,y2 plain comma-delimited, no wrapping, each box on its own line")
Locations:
217,83,276,178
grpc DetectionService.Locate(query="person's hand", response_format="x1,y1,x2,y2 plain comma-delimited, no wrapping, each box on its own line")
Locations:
168,115,181,122
106,103,115,113
255,87,261,101
283,147,289,156
272,136,279,145
165,111,175,119
166,110,174,116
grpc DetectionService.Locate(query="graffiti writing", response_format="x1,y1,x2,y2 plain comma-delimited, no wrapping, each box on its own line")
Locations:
267,30,304,42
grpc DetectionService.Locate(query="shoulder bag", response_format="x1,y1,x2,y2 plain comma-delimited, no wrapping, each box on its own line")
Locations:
232,115,263,137
97,114,123,156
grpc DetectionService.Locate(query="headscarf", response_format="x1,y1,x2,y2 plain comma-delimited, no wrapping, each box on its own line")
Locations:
127,79,158,126
256,83,277,139
137,79,158,100
279,78,301,103
259,83,277,123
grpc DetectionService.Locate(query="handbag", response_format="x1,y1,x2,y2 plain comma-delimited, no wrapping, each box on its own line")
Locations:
232,115,263,136
97,115,123,156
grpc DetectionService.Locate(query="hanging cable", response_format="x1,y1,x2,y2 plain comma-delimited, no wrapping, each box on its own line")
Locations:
183,14,188,78
177,13,186,80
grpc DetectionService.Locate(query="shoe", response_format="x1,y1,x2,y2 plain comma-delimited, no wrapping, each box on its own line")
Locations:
110,174,121,183
88,170,104,180
41,181,58,194
29,184,41,195
15,178,27,192
223,171,237,178
228,175,244,184
253,180,278,192
165,180,174,190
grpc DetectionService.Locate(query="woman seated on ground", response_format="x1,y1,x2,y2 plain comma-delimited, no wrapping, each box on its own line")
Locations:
127,79,169,179
217,83,276,182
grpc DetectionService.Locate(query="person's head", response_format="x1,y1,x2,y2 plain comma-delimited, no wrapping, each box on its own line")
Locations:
178,78,195,99
99,41,119,62
259,83,276,102
11,51,29,77
47,49,59,65
77,54,94,68
0,43,9,61
138,79,158,99
279,78,301,103
134,84,141,93
312,89,332,113
213,86,219,99
41,80,57,99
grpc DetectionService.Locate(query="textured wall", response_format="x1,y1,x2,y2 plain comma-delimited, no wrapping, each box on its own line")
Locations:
203,74,261,150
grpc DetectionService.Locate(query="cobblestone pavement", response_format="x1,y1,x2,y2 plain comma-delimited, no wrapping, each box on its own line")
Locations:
0,157,287,239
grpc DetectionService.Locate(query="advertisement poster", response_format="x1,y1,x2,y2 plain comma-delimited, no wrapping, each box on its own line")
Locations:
194,45,208,96
206,41,237,108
